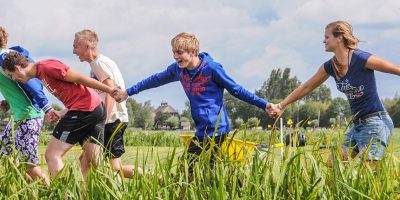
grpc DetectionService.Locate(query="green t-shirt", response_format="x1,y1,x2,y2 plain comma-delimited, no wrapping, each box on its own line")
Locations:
0,71,43,120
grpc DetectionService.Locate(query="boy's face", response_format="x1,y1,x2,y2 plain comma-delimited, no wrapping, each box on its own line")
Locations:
4,65,29,83
172,48,197,69
73,37,90,62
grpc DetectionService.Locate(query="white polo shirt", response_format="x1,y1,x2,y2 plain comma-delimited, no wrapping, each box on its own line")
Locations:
90,54,129,123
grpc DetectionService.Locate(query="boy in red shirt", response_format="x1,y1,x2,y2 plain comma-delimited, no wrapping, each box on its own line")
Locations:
2,51,114,178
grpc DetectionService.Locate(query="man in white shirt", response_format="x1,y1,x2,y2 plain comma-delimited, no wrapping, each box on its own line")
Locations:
73,29,142,178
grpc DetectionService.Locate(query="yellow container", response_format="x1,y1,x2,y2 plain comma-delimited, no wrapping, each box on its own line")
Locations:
179,134,256,163
71,146,82,151
180,134,194,146
222,137,256,163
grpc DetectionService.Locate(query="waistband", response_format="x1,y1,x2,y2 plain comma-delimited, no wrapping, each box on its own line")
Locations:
352,111,388,123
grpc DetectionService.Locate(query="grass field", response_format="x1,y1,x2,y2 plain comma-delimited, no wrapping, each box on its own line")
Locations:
1,128,399,199
36,128,400,173
37,146,184,171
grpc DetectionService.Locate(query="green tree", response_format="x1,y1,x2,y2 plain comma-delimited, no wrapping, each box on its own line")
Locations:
257,68,301,99
226,68,304,128
224,92,259,123
304,84,332,102
181,100,195,127
133,101,154,130
322,97,351,127
126,98,140,127
384,97,400,127
296,102,319,125
247,117,259,128
255,68,301,127
166,116,179,129
180,117,190,122
234,117,244,129
154,112,169,129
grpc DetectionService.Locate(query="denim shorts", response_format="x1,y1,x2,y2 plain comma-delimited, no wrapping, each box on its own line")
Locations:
343,112,394,160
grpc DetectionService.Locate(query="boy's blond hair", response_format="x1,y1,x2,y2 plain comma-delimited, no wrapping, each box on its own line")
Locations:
75,29,99,49
0,26,8,49
171,32,199,55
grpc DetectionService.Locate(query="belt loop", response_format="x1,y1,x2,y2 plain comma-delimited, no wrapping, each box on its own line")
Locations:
379,111,384,119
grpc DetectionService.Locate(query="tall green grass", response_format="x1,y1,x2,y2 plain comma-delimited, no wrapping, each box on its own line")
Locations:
1,126,400,199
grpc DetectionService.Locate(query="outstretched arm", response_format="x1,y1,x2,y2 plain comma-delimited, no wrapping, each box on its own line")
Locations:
113,65,179,102
279,65,329,109
213,65,268,110
365,55,400,75
125,65,179,96
64,68,113,94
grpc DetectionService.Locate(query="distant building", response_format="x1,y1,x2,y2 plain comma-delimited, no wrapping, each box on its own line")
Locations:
180,121,191,131
154,102,179,117
153,101,179,130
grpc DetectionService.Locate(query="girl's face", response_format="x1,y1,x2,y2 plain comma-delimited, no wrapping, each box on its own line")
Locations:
323,27,341,52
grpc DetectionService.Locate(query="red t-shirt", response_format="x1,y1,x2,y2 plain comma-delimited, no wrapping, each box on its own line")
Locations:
36,59,102,111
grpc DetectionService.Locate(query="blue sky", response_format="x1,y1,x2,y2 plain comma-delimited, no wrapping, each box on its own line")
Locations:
1,0,399,112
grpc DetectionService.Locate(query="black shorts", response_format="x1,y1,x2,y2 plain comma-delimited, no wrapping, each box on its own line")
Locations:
186,134,227,173
104,119,128,158
52,103,106,146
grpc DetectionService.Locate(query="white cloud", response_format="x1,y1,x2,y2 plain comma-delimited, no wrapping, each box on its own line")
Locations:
0,0,399,111
236,45,310,79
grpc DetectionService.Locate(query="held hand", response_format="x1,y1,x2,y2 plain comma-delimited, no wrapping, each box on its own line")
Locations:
273,102,285,118
45,110,60,123
0,100,10,112
55,109,68,119
45,109,67,123
265,103,283,118
112,87,129,103
265,103,277,118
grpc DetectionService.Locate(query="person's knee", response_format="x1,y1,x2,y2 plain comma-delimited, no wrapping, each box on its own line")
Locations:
112,161,121,171
79,153,85,163
44,149,54,163
25,167,35,175
84,147,101,166
136,166,143,176
84,153,96,164
25,166,41,176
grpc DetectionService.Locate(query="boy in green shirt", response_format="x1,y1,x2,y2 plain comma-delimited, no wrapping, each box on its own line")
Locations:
0,26,50,185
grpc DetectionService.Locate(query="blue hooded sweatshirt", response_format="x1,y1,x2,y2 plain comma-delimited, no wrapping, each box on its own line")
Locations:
0,46,52,113
126,52,268,137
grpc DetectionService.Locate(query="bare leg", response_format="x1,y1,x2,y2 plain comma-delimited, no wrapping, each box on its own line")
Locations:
81,142,102,177
45,136,73,178
26,166,50,185
111,157,143,178
327,148,351,167
79,153,89,177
